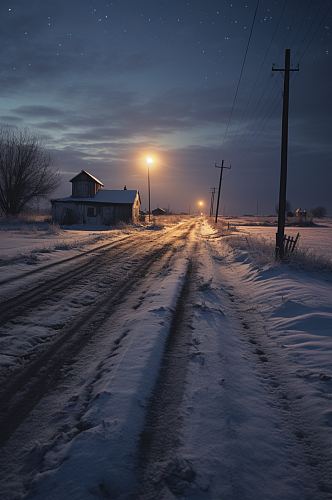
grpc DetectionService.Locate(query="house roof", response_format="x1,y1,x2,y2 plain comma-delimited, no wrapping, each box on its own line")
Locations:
95,190,140,204
152,208,166,214
52,189,140,205
69,170,104,186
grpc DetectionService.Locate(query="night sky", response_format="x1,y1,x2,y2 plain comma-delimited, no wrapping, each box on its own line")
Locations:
1,0,331,215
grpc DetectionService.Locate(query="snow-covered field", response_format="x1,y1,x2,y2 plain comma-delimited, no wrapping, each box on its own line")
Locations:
227,216,332,261
0,217,332,499
0,223,127,271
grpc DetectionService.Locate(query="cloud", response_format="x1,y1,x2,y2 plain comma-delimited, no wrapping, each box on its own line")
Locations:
1,0,331,214
6,82,235,148
11,105,66,118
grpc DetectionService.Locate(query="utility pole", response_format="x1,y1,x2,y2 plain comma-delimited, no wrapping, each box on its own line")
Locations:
215,161,231,223
272,49,299,258
210,187,216,216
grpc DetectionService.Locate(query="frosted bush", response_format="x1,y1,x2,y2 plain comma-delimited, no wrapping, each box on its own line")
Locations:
115,221,128,229
148,217,165,229
207,217,237,236
225,234,276,267
47,222,60,233
54,240,80,250
22,225,38,235
287,246,332,274
225,233,332,274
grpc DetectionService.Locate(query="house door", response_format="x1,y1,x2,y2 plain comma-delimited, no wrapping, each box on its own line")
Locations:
103,206,114,225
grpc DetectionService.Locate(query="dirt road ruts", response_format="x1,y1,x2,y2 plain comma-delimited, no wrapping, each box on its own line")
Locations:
0,222,196,449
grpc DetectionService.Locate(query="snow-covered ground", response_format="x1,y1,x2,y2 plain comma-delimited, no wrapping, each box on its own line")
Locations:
0,224,129,269
227,216,332,261
178,224,332,499
0,217,332,499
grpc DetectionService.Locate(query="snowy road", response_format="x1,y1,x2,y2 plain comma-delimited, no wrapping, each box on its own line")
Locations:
0,221,195,444
0,218,332,499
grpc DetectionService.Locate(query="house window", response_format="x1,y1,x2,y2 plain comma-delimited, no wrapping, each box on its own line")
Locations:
87,206,96,217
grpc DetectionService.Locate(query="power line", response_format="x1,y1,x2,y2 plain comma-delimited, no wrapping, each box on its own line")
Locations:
216,0,260,160
241,0,332,158
274,0,305,67
230,76,282,165
230,63,298,167
223,0,303,164
231,86,283,168
225,0,289,158
289,0,314,52
211,0,331,185
294,0,332,64
232,65,300,168
226,67,281,166
289,1,332,89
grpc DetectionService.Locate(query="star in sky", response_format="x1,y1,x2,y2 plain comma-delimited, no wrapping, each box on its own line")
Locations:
1,0,331,215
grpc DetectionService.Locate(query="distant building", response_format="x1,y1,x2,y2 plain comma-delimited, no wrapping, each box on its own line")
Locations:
152,208,167,216
295,208,306,220
51,170,141,225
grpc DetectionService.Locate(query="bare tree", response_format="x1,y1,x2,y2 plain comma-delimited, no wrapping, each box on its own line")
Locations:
310,206,327,218
0,126,61,216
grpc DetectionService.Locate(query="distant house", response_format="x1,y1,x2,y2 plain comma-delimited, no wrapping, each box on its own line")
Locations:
51,170,141,225
295,208,306,220
152,208,167,216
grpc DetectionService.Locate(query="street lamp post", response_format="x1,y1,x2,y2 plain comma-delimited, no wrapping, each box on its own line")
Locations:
147,157,153,222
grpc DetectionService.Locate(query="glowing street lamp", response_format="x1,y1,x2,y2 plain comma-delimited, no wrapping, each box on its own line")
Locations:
199,201,203,215
147,157,153,221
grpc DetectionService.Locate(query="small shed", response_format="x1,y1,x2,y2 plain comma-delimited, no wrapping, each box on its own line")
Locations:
51,170,141,225
152,208,166,216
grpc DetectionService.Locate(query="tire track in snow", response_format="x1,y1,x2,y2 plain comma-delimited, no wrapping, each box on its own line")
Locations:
0,224,195,449
0,223,193,328
0,235,143,327
0,233,135,287
0,221,193,289
135,242,199,499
